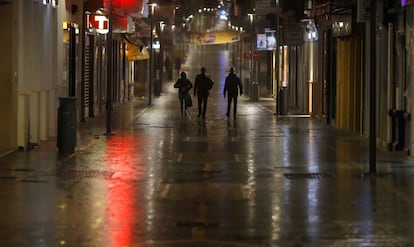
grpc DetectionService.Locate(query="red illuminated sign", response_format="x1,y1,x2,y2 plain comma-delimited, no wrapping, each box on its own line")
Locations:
87,14,109,34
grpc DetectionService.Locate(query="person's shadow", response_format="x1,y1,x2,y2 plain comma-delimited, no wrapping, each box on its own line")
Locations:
227,118,237,129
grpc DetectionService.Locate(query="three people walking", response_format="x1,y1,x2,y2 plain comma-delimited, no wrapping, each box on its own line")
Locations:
223,67,243,118
173,67,244,119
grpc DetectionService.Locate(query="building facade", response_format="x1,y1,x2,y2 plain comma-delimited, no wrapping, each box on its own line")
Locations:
0,0,146,156
0,0,74,155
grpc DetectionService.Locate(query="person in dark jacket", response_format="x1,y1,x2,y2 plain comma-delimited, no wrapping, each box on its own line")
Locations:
174,72,193,116
194,67,214,119
223,67,243,118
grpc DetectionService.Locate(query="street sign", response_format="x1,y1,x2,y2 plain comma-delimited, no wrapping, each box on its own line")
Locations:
87,14,109,34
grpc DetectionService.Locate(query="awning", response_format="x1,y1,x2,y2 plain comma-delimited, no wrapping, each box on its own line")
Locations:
124,35,149,61
133,17,151,38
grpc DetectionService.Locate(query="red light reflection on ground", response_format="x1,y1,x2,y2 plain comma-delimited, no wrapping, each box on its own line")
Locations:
105,135,142,246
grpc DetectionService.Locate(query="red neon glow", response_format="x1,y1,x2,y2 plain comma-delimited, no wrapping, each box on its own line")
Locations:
104,0,143,13
113,16,129,32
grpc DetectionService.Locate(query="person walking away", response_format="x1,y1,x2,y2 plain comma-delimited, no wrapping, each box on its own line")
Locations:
223,67,243,118
194,67,214,120
174,72,193,116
